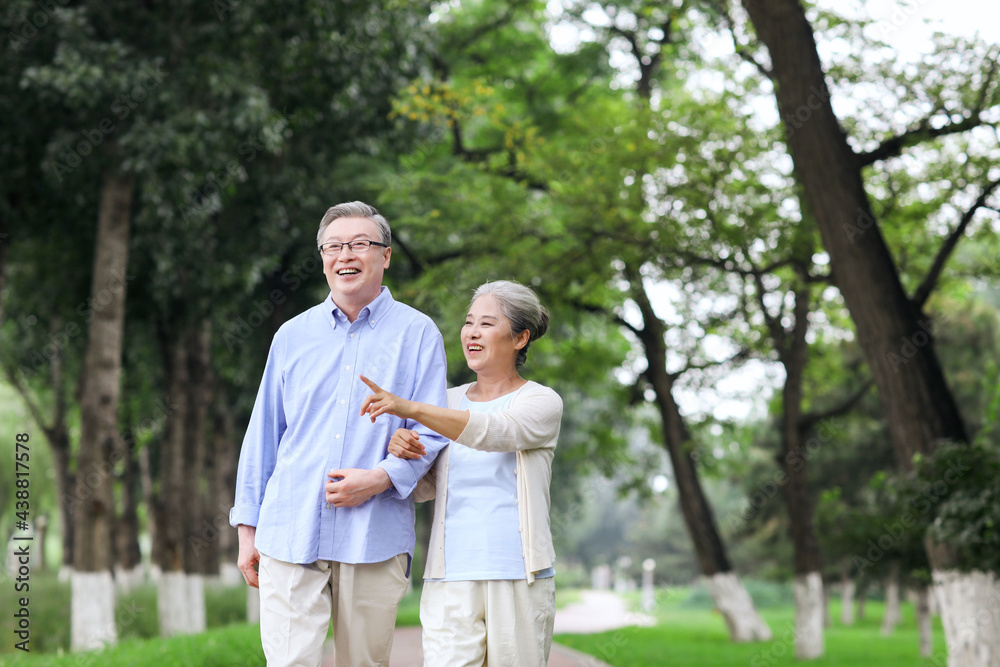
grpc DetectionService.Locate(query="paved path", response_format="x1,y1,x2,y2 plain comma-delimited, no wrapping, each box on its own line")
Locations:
323,589,654,666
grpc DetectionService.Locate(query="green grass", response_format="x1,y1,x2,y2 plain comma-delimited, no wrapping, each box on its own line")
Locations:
0,573,254,655
2,580,952,667
555,597,948,667
0,623,265,667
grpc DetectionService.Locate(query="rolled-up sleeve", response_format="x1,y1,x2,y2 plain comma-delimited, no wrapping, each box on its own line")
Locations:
455,386,562,453
377,330,450,498
229,333,287,527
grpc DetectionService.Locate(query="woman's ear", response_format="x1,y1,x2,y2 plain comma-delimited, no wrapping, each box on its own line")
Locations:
513,329,531,350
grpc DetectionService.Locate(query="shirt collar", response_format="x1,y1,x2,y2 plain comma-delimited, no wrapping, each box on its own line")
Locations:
327,286,395,329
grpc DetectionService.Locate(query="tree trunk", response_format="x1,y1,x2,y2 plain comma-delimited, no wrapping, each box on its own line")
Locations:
199,356,223,581
823,582,832,628
181,323,210,631
933,570,1000,666
114,425,143,593
856,583,867,621
881,563,901,636
794,572,825,659
631,278,771,642
71,167,134,651
777,285,825,658
0,213,9,330
34,514,49,571
739,0,967,465
840,571,856,626
138,444,162,581
51,422,76,577
155,329,191,637
703,572,773,641
739,2,986,661
916,585,934,657
214,400,242,585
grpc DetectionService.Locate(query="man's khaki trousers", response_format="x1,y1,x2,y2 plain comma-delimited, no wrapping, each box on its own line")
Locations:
258,553,410,667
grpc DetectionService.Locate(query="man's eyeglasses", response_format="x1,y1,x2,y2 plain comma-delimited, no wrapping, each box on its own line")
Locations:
318,240,389,256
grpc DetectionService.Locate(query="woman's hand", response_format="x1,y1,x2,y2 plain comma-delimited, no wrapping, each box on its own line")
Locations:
388,428,426,459
360,375,413,421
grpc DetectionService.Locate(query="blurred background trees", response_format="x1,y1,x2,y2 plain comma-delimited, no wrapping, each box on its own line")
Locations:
1,0,998,664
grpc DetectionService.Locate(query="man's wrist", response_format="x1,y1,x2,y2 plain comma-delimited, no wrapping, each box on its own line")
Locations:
371,467,393,493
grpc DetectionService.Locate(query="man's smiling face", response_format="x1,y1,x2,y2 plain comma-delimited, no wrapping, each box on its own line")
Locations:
321,216,391,317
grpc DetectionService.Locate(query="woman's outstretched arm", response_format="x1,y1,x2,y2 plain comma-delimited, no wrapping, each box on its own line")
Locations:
360,375,470,441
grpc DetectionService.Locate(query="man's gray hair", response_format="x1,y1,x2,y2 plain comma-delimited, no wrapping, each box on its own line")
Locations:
472,280,550,367
317,201,391,247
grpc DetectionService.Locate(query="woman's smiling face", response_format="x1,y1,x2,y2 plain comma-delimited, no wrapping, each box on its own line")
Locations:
461,294,528,374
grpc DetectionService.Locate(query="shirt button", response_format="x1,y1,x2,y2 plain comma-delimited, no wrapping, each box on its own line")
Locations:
345,365,351,371
335,433,341,439
340,400,346,405
326,503,331,509
350,333,355,338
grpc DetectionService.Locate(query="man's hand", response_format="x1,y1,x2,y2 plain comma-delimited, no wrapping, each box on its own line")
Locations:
359,375,413,422
389,428,426,460
237,524,260,588
325,468,393,507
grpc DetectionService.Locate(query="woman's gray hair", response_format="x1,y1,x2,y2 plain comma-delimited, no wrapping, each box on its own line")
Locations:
472,280,549,367
317,201,391,247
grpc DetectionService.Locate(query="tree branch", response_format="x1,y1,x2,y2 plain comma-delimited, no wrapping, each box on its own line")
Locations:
911,175,1000,310
1,361,53,439
706,0,772,79
799,379,873,430
859,54,998,167
856,115,990,167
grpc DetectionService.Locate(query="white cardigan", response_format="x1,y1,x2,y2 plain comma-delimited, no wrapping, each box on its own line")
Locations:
417,381,563,583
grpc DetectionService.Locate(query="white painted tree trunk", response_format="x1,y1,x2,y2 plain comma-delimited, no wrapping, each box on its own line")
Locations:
841,577,856,626
114,564,145,594
159,571,202,636
220,562,243,587
881,572,901,636
247,584,261,624
794,572,825,659
823,583,831,628
933,569,1000,667
59,565,74,582
187,573,207,633
71,571,117,650
916,586,933,657
703,571,773,641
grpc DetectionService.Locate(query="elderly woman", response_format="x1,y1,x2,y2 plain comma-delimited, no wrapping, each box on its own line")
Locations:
358,280,562,666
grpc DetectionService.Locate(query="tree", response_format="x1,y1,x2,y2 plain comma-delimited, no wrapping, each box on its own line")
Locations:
728,2,1000,661
383,0,774,640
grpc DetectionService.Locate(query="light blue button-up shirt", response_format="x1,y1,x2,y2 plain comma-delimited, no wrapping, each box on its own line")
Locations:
229,287,449,565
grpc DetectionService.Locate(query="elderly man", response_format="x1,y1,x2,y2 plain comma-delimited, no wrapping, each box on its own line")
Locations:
230,201,449,666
